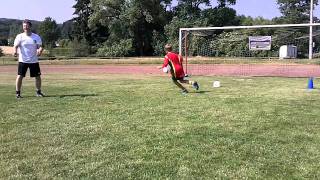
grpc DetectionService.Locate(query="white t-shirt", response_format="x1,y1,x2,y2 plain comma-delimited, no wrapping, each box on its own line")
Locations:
14,33,42,63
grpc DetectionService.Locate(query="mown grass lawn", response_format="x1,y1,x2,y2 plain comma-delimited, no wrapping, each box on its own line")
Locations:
1,72,320,179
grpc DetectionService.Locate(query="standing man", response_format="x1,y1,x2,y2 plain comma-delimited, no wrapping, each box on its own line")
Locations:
13,19,44,98
160,44,199,94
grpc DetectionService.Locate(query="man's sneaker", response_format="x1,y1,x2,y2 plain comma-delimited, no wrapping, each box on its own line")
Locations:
36,91,45,97
192,82,199,90
16,94,23,99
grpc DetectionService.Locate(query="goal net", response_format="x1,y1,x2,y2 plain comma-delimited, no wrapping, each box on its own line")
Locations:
179,23,320,77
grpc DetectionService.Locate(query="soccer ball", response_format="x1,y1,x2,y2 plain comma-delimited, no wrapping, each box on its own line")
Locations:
213,81,220,88
162,65,171,73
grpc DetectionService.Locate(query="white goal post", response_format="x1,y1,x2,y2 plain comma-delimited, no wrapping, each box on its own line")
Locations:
179,23,320,60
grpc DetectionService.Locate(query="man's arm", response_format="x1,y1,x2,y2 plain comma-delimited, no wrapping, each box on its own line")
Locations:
13,34,20,57
162,56,169,68
37,45,43,56
157,56,169,69
13,45,19,57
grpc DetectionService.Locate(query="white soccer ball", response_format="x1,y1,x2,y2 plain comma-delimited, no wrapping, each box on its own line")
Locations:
213,81,220,88
162,65,171,73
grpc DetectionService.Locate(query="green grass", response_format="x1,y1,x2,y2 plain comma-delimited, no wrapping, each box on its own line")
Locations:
1,72,320,179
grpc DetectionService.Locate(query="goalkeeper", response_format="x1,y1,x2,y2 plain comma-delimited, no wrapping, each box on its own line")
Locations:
159,44,199,94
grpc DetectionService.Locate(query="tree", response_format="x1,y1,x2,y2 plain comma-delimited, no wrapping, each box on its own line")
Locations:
277,0,319,23
38,17,60,48
61,20,74,39
8,24,21,45
275,0,319,56
173,0,236,19
164,0,238,52
89,0,170,56
72,0,92,42
72,0,108,47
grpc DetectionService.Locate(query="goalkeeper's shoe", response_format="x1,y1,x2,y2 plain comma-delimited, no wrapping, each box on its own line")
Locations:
192,82,199,90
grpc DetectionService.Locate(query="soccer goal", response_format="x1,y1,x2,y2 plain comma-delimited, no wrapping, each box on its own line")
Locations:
179,23,320,77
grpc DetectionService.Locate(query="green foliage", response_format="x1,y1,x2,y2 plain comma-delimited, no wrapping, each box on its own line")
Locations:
38,17,60,48
8,23,21,45
72,0,109,46
152,30,168,56
201,7,239,27
57,39,71,48
0,18,24,41
72,0,91,42
60,20,74,39
3,1,319,57
164,1,240,53
89,0,169,56
70,39,91,57
0,39,8,46
50,48,73,57
173,0,236,19
164,17,200,52
277,0,319,23
96,39,133,57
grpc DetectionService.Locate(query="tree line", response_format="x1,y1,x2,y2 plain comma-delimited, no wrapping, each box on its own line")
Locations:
0,0,319,57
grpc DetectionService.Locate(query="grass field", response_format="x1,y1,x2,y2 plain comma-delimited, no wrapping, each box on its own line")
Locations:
1,71,320,179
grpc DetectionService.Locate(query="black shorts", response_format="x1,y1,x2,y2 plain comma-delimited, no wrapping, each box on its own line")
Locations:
18,62,41,77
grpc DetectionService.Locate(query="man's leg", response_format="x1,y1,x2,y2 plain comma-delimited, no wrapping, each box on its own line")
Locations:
35,75,41,91
16,62,27,98
35,76,44,97
179,79,191,84
16,75,24,98
30,63,44,97
179,79,199,90
172,79,188,94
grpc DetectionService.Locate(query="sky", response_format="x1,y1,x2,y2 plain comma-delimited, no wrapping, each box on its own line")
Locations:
0,0,319,23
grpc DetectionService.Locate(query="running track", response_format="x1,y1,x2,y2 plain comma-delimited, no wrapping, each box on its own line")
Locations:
1,64,319,77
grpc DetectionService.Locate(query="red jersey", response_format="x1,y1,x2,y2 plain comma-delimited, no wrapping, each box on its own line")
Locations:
162,52,185,79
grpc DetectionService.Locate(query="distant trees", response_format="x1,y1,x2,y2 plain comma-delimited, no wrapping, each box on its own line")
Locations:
0,39,8,46
60,20,74,40
8,24,21,45
38,17,60,48
276,0,319,23
87,0,170,56
2,0,318,57
164,0,239,52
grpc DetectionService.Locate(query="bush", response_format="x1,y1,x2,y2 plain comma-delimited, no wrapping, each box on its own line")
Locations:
96,39,133,57
70,39,91,57
57,39,71,48
50,48,73,57
0,39,8,46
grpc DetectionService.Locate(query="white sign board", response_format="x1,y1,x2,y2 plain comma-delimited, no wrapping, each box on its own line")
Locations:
249,36,272,50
